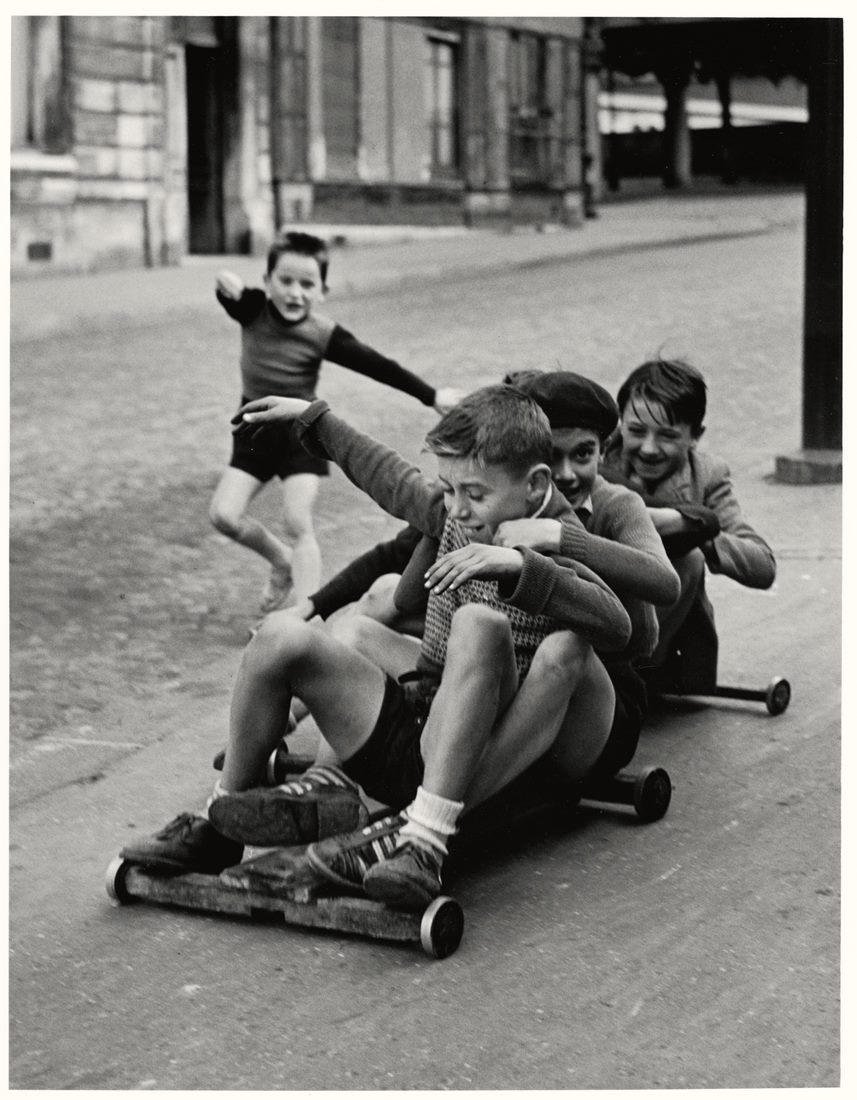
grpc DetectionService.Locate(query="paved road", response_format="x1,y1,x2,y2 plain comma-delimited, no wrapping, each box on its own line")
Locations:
9,200,841,1088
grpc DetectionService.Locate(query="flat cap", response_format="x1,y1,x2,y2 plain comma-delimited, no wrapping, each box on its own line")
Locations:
504,370,618,440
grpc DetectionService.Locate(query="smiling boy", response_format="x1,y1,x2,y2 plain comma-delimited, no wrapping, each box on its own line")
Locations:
210,230,458,615
603,357,775,684
121,386,630,906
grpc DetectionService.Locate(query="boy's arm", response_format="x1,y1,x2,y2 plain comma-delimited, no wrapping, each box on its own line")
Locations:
307,525,423,620
216,285,267,326
702,462,776,587
425,544,631,653
326,325,437,408
295,401,447,536
497,495,680,607
500,550,632,653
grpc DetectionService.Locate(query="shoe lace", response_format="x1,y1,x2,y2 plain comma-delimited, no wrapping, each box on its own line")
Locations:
156,812,198,840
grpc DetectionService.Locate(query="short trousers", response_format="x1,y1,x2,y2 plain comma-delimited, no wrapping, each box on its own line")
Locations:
588,658,648,781
341,674,427,810
230,399,329,483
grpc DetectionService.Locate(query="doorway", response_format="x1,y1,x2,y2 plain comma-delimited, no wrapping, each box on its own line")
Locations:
185,43,225,253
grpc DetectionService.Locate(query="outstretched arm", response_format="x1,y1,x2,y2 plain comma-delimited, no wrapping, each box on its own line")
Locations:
234,396,447,536
326,326,462,413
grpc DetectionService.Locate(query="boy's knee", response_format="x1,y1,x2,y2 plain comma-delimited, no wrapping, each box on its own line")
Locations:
531,631,590,684
329,612,373,651
249,612,317,671
354,574,400,622
447,604,511,662
209,500,242,538
281,511,314,541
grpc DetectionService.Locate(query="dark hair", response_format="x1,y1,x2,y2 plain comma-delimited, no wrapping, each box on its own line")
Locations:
616,357,707,435
266,230,329,285
424,384,552,475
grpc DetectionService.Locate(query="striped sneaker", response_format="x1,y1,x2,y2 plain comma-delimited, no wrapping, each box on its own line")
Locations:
208,764,367,847
306,813,406,891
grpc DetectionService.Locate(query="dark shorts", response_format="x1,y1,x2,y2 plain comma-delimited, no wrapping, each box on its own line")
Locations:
230,401,329,483
589,659,648,781
341,674,427,810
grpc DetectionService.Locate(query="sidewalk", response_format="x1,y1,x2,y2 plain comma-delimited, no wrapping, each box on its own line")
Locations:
10,189,804,345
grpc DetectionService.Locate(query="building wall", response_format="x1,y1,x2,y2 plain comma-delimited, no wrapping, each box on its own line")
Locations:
11,15,589,275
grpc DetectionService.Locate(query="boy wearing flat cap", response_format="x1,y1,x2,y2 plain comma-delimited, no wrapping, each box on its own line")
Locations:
492,370,679,778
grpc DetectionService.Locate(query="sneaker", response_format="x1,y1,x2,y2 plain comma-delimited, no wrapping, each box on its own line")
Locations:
260,566,293,614
306,813,406,891
120,813,243,875
207,765,368,846
363,841,444,910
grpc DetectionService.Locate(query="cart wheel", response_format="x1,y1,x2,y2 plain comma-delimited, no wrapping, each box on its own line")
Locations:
212,748,225,771
765,677,791,716
633,767,672,823
105,856,133,904
420,896,464,959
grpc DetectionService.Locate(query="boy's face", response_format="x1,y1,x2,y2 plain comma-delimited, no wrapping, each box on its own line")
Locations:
549,427,601,508
436,455,550,544
265,252,325,323
619,397,699,485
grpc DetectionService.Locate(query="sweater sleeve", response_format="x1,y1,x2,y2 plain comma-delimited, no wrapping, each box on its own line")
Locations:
497,548,632,653
216,287,266,325
326,325,436,407
702,461,776,588
309,525,423,620
295,401,447,536
558,489,680,606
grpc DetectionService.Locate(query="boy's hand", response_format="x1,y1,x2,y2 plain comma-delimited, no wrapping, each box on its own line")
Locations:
231,396,312,435
216,270,244,299
434,387,466,415
647,506,693,536
424,544,523,593
493,517,561,553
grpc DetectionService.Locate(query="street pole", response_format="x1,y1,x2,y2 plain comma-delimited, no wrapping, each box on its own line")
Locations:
775,17,843,484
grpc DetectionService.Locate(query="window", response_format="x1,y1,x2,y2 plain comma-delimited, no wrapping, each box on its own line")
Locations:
508,31,552,185
425,37,459,177
321,17,359,178
11,16,68,153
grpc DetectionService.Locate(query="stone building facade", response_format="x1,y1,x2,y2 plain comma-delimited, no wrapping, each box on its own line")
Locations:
11,15,589,275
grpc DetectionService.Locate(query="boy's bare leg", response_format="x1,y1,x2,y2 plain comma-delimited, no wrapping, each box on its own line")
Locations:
330,615,422,680
464,637,615,806
221,613,387,792
652,548,705,666
417,605,519,802
280,473,322,600
209,467,292,573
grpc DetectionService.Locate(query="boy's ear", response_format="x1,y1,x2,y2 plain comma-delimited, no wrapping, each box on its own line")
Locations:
527,464,552,499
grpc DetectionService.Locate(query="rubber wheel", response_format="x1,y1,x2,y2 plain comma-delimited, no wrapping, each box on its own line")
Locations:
105,856,133,904
633,767,672,823
420,896,464,959
765,677,791,716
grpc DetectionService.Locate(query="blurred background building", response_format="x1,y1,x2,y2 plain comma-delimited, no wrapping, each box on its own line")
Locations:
10,15,818,276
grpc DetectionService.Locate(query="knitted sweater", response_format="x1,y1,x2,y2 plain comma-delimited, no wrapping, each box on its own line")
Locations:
217,288,436,407
295,401,632,685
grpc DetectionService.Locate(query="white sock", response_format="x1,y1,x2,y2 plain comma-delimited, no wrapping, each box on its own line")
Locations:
202,778,230,820
400,785,464,856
